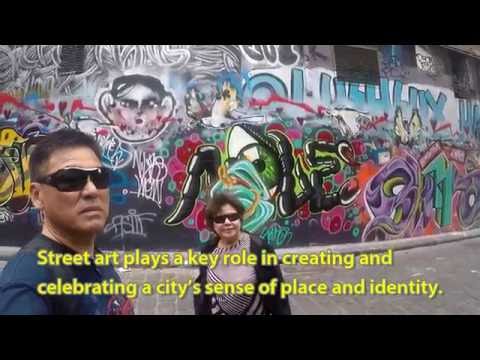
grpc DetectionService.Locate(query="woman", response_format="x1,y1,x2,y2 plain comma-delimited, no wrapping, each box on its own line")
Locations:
194,191,291,315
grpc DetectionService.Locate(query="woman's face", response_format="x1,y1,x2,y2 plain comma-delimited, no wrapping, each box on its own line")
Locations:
213,203,242,243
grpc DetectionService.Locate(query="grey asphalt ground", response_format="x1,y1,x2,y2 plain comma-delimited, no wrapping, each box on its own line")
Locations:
118,237,480,315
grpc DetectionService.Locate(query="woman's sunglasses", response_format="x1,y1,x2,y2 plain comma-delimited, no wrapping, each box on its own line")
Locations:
213,213,241,224
36,167,111,192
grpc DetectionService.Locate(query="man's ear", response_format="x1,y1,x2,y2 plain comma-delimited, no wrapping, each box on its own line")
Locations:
30,182,44,210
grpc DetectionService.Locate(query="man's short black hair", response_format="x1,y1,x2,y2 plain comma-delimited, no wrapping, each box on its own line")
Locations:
29,129,102,181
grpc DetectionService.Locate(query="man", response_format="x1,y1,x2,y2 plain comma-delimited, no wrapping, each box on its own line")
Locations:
0,129,134,315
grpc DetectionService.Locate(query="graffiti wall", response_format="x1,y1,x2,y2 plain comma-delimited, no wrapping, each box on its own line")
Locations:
1,45,479,250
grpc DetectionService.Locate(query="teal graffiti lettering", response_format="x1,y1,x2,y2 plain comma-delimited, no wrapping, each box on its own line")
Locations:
319,72,333,106
365,78,391,114
260,223,293,248
459,99,480,138
424,90,447,122
422,154,454,226
348,83,367,109
243,73,288,99
291,68,304,103
246,69,447,120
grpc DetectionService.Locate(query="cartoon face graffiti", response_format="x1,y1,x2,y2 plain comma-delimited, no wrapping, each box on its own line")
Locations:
98,74,176,143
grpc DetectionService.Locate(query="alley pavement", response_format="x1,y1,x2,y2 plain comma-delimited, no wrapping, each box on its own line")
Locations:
119,237,480,315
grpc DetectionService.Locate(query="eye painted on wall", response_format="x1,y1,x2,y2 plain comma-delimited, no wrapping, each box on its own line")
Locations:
119,100,138,109
237,143,280,192
147,100,159,109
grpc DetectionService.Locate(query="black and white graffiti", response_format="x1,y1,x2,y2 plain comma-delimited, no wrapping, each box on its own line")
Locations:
98,74,176,143
0,45,243,95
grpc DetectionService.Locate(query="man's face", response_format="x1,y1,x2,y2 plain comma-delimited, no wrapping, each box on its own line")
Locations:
31,147,110,236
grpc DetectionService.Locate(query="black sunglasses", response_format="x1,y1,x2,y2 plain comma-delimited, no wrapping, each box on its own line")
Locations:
36,167,111,192
213,213,241,224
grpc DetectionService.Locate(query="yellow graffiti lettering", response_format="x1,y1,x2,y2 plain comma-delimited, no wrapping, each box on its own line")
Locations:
0,128,31,210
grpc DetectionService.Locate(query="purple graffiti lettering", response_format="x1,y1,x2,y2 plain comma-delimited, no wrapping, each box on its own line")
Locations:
455,169,480,230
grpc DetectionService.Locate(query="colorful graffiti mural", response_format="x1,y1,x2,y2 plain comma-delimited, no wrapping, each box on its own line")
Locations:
1,44,480,251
